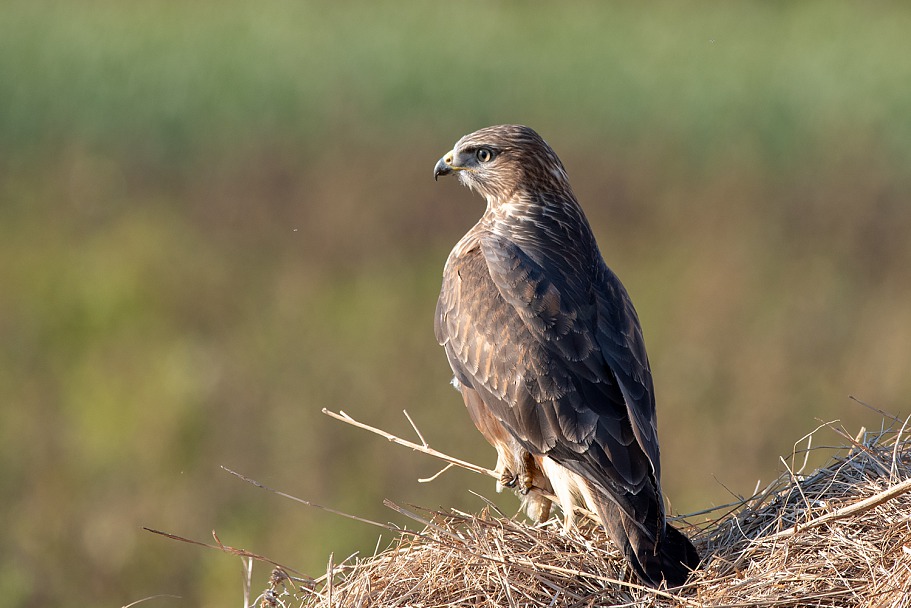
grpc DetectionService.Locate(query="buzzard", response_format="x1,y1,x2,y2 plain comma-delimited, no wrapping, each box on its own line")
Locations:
433,125,699,587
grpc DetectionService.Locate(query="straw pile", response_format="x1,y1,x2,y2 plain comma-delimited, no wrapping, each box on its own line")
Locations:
264,422,911,607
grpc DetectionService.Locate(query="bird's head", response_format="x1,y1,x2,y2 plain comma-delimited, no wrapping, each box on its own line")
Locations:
433,125,571,204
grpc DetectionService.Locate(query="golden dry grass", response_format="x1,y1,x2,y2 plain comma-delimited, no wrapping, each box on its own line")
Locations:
254,419,911,607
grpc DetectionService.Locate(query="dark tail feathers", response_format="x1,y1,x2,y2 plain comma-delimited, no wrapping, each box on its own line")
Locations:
588,485,701,588
634,521,701,588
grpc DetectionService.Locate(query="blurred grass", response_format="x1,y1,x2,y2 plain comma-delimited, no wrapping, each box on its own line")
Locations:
2,1,911,606
3,1,911,165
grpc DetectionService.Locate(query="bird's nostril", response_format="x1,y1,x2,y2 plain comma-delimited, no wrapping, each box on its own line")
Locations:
445,153,453,165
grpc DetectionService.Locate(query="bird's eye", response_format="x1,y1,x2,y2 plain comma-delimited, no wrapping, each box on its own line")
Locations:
476,148,494,163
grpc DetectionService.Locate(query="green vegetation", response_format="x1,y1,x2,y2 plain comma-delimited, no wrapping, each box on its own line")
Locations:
2,2,910,606
3,2,911,165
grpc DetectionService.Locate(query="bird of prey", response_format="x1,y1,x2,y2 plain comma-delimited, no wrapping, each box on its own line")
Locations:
433,125,699,587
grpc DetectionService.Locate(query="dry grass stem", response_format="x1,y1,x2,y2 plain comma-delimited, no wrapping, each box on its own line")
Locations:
321,408,500,480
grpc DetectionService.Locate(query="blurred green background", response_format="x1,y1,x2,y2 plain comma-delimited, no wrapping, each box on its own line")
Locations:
2,1,910,606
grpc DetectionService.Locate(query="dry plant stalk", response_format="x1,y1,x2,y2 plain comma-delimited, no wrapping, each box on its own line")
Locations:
261,415,911,608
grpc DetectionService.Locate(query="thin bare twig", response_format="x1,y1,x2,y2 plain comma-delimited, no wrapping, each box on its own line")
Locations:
764,477,911,541
402,409,428,447
121,595,182,608
221,466,405,533
322,408,497,479
241,556,253,608
849,395,903,424
891,414,911,483
322,408,599,523
418,463,456,483
142,528,305,576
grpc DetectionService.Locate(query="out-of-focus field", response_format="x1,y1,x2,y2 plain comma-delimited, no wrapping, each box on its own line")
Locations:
2,2,910,606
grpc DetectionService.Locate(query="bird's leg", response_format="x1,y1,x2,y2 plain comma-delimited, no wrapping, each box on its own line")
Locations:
517,451,552,522
518,451,537,495
499,469,518,489
494,446,518,492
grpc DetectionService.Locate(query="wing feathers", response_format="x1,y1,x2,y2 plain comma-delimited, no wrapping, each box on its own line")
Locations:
437,228,659,509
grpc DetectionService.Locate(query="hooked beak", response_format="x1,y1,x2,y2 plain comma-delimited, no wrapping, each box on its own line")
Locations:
433,152,455,181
